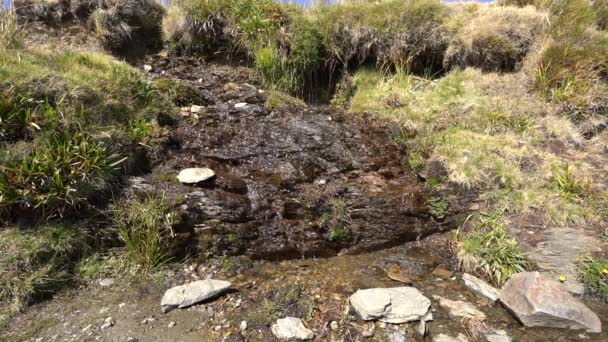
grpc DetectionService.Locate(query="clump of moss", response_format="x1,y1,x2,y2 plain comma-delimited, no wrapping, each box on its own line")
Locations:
594,0,608,30
444,5,545,72
454,214,530,286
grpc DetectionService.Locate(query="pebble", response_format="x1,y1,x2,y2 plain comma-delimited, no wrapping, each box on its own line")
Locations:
240,320,248,331
126,338,138,342
82,324,92,332
330,321,339,331
143,64,153,72
378,322,387,329
141,317,156,324
168,321,176,328
100,317,114,330
362,323,375,337
98,278,115,287
118,303,126,308
234,102,248,108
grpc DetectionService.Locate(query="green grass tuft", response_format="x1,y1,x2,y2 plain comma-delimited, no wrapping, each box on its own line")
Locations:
0,8,24,49
454,214,530,286
113,194,181,274
0,225,86,312
576,253,608,300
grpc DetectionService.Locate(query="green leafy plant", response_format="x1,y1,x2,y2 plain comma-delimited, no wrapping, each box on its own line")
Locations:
427,196,449,220
553,163,590,197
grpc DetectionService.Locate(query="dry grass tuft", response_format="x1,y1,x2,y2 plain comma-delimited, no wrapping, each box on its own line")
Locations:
444,5,546,72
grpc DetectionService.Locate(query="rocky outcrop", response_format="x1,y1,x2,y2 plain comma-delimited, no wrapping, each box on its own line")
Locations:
160,279,231,313
349,287,431,323
433,333,469,342
500,272,601,333
462,273,500,303
271,317,314,340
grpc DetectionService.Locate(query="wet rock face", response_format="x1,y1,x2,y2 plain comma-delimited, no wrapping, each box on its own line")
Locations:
500,272,602,333
140,56,463,260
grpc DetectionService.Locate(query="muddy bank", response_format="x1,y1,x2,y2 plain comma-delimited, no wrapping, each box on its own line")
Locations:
130,54,468,260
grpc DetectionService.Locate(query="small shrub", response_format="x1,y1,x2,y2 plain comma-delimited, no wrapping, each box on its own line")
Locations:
576,253,608,300
0,8,24,49
444,6,545,72
0,225,86,312
92,0,165,53
454,214,530,285
114,195,181,273
246,283,314,328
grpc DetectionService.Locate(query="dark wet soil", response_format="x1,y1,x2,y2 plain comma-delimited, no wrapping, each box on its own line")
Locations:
130,54,468,261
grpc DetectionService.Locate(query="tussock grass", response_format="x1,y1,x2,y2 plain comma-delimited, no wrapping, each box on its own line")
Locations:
264,90,306,110
454,213,530,286
594,0,608,30
0,8,24,49
92,0,165,53
113,195,182,274
0,225,86,312
314,0,450,73
444,5,545,72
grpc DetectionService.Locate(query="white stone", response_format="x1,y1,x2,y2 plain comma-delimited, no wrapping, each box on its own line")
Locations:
437,297,485,319
349,287,431,323
177,168,215,184
234,102,248,109
168,321,176,328
271,317,314,340
190,105,205,114
240,320,248,331
160,279,231,313
462,273,500,303
389,331,406,342
99,278,115,287
330,321,339,330
143,64,153,72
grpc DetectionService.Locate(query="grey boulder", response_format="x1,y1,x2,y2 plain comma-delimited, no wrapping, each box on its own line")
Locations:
349,287,431,323
161,279,231,313
500,272,601,333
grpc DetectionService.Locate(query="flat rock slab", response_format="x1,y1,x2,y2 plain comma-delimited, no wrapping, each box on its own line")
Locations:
500,272,601,333
177,168,215,184
349,287,431,323
161,279,231,313
462,273,500,303
437,297,485,319
271,317,314,340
